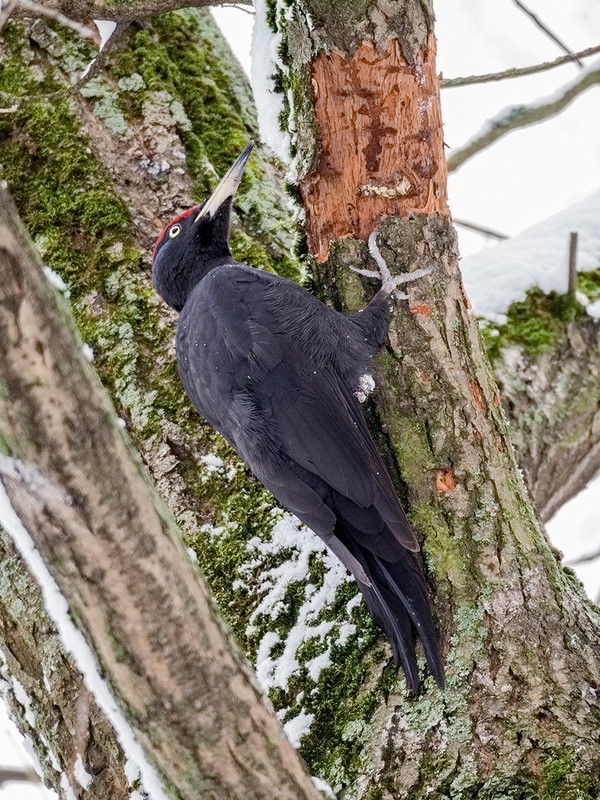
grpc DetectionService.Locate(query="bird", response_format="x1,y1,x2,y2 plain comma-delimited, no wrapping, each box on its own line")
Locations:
152,142,443,693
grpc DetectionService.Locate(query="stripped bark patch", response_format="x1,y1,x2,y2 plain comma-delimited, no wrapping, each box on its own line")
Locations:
301,34,448,261
435,469,456,493
471,380,487,412
410,303,432,316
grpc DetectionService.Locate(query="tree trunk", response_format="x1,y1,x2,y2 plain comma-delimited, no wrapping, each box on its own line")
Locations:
259,0,600,796
0,187,321,799
1,5,600,800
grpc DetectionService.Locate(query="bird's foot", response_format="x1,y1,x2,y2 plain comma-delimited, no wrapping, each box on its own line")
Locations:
350,231,433,300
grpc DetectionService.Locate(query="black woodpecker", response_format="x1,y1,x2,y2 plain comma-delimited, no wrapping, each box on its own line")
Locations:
152,142,443,693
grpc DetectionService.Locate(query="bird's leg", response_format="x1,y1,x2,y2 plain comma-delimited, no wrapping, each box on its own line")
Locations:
351,231,433,300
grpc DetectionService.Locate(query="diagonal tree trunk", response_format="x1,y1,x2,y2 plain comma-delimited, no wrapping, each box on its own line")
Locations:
0,4,599,800
0,186,321,799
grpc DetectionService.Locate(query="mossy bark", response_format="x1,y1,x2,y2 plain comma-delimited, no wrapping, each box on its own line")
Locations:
1,5,599,800
0,187,322,800
265,0,600,797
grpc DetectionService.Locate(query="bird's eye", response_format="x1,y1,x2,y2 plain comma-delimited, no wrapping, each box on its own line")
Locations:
169,224,181,238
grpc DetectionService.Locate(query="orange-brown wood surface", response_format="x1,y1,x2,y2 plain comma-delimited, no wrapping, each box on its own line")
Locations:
301,34,449,261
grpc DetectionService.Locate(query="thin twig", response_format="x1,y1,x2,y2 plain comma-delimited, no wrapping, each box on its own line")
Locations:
453,218,508,240
0,0,18,32
513,0,584,67
0,768,40,786
448,65,600,173
12,0,96,39
566,547,600,567
0,104,19,113
219,3,255,14
441,44,600,88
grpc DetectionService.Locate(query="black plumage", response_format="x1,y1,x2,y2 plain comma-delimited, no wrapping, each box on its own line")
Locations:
152,143,443,693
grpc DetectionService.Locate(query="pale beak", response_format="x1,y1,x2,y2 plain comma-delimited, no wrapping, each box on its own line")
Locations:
195,141,254,222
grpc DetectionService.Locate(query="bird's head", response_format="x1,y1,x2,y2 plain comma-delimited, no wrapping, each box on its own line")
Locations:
152,141,254,311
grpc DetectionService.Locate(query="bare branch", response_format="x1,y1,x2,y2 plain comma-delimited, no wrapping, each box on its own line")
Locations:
448,64,600,173
10,0,251,23
453,218,508,240
11,0,96,38
513,0,583,67
0,768,40,786
0,0,18,32
566,547,600,567
441,44,600,88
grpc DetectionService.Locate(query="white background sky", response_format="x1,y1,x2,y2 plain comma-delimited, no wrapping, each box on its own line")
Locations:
1,1,599,796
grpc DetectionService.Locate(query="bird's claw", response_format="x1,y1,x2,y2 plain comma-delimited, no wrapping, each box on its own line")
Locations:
350,230,433,300
349,265,381,279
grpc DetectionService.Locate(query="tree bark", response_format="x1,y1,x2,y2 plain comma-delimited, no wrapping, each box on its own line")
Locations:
1,6,600,800
0,187,321,800
490,317,600,522
263,0,600,796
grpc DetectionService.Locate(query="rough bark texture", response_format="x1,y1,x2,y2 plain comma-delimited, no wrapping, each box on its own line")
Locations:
268,0,600,796
490,319,600,522
0,529,132,800
1,5,599,800
0,188,321,800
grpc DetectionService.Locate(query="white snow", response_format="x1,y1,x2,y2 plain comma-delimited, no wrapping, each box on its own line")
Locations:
312,775,336,798
59,774,76,800
460,189,600,319
42,267,69,296
81,344,94,362
73,754,93,790
249,0,293,167
94,20,117,52
247,513,354,695
282,710,314,748
11,679,36,728
0,460,169,800
587,299,600,320
199,453,225,473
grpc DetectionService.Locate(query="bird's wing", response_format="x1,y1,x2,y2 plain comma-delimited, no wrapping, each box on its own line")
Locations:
177,265,418,553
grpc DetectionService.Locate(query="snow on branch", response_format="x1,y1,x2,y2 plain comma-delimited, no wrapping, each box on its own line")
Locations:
447,61,600,173
460,189,600,321
441,44,600,89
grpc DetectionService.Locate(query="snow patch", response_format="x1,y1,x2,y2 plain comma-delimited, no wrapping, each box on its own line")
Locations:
74,753,94,789
200,453,225,473
82,343,94,362
94,20,117,51
43,266,70,296
0,459,169,800
282,710,314,748
461,189,600,319
587,299,600,320
250,0,292,167
247,513,353,695
11,677,36,727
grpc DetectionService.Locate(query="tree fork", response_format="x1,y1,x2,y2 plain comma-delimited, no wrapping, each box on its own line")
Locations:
280,0,600,795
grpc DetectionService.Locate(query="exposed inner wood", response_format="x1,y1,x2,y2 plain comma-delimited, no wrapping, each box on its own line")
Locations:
302,34,449,261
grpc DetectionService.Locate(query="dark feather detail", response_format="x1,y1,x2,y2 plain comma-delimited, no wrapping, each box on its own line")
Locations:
173,260,443,691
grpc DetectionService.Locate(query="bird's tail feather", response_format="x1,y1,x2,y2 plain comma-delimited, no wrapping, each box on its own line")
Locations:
354,547,444,694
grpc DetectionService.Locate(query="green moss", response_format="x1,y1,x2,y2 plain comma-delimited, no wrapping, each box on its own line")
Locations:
578,267,600,302
541,748,599,800
480,287,584,362
113,10,302,282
